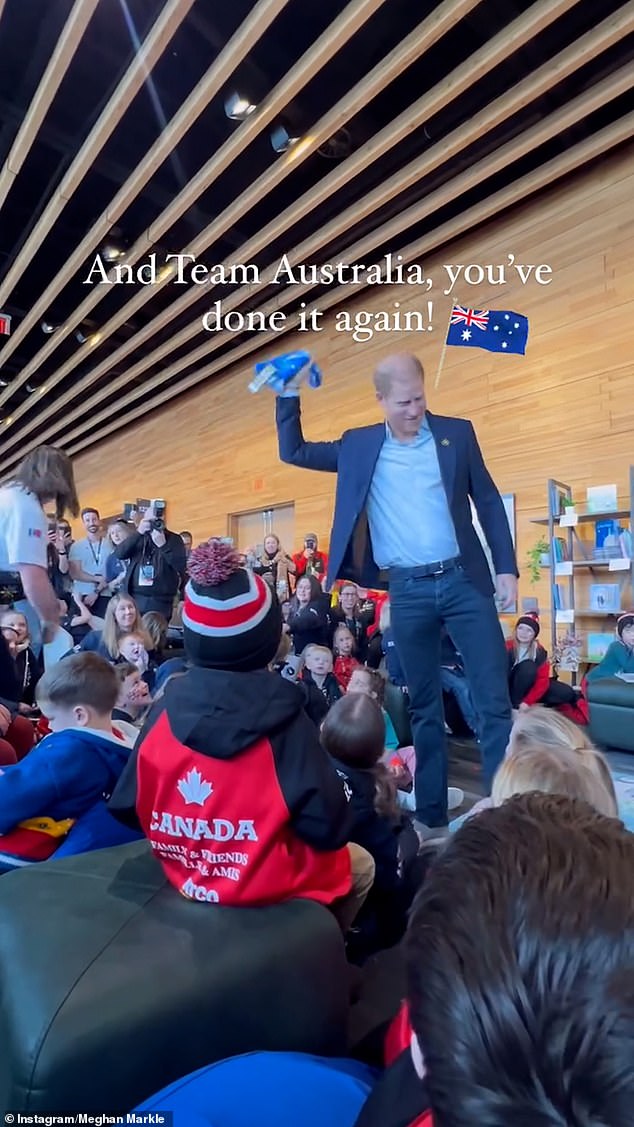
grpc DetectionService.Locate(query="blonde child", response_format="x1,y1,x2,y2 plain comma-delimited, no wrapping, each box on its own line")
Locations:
302,644,342,709
461,706,618,824
332,624,360,691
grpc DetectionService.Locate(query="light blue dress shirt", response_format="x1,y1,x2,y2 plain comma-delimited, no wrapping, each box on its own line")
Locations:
365,420,459,568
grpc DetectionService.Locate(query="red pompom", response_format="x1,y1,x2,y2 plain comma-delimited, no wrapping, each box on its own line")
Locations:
187,539,242,585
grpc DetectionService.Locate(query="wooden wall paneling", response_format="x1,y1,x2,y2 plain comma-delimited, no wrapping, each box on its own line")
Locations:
0,0,485,457
64,42,634,443
0,0,585,459
71,144,634,639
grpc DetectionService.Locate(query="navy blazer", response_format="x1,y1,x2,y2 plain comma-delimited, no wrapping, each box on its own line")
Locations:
276,397,518,594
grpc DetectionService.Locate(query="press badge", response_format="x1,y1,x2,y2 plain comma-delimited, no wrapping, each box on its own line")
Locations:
139,564,155,586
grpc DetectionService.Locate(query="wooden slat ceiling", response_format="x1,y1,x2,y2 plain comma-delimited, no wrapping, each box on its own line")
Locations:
0,0,632,472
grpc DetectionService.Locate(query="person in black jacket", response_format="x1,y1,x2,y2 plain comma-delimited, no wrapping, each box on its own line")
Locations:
288,574,331,654
331,582,375,661
112,503,186,619
321,692,416,955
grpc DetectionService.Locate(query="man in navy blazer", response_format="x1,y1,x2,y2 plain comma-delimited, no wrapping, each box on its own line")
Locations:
275,353,517,830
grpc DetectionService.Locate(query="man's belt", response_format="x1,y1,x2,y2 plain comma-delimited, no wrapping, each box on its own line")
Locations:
388,556,462,580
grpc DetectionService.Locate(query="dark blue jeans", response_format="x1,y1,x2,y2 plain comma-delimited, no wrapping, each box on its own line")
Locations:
389,565,511,826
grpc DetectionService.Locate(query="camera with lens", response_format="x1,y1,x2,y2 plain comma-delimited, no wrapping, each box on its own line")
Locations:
150,499,166,532
305,538,317,550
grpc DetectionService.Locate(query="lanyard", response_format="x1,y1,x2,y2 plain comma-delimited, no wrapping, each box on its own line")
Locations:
88,539,103,566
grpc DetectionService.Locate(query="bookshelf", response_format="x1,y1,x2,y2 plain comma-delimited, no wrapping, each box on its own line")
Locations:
531,468,634,682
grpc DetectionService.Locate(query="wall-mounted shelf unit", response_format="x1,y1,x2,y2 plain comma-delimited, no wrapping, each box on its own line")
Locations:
531,468,634,681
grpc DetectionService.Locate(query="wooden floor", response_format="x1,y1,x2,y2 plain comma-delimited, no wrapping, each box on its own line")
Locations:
448,735,486,814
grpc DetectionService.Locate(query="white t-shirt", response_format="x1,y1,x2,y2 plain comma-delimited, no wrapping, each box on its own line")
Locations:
0,484,48,572
69,537,113,596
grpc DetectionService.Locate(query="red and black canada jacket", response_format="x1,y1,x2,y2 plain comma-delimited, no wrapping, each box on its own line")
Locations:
109,666,353,907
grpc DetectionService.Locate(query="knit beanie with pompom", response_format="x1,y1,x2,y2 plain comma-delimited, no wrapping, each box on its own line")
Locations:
182,539,282,671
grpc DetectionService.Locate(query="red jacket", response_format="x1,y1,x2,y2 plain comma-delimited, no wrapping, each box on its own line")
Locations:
293,549,329,582
506,640,550,706
334,655,360,691
109,667,353,907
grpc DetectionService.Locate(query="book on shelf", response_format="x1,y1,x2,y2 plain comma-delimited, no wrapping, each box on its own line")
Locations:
551,537,569,562
586,633,615,662
588,583,621,612
553,631,582,672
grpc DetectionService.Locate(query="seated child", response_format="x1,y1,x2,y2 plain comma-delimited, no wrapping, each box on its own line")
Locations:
347,666,400,754
109,539,373,928
332,625,360,691
117,630,158,692
586,611,634,682
506,613,549,709
302,644,343,709
322,693,417,954
0,652,135,865
456,706,618,826
270,635,327,727
112,661,151,741
0,608,43,709
362,794,634,1127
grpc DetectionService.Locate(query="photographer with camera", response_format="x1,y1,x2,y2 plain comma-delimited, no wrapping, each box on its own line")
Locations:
111,501,186,619
292,533,329,586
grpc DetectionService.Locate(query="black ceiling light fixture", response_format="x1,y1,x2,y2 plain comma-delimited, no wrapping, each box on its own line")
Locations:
224,92,257,122
317,127,353,160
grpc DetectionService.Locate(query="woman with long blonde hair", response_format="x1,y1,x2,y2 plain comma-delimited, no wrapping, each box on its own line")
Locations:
78,593,145,661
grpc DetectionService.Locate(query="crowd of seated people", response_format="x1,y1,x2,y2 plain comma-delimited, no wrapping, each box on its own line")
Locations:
1,506,633,1124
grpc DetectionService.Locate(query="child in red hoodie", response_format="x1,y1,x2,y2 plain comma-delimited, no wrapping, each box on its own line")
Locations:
109,540,374,929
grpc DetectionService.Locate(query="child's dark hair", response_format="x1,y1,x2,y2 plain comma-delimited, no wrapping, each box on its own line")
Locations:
36,652,119,714
321,694,398,819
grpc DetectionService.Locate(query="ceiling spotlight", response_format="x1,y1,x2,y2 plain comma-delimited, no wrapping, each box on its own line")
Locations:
75,329,90,343
224,92,257,121
102,243,125,262
41,320,58,334
0,378,8,388
270,124,299,154
25,383,37,394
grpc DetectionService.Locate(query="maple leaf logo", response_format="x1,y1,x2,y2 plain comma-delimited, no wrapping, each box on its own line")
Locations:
177,767,213,806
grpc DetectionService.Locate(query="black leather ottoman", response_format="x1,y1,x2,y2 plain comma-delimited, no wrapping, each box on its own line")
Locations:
0,842,349,1113
587,677,634,752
